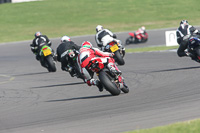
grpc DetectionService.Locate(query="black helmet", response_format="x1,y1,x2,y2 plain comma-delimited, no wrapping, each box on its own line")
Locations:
34,31,42,37
180,20,189,25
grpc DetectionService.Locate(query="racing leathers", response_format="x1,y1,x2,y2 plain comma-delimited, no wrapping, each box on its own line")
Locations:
95,29,121,51
176,25,199,57
30,35,52,57
78,47,122,91
56,41,81,76
30,35,53,68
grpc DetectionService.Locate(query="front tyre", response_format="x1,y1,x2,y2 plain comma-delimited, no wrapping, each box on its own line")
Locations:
125,37,132,45
114,50,125,65
98,71,120,96
46,56,56,72
121,83,129,93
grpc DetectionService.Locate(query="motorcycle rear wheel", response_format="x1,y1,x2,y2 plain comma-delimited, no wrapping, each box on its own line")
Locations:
114,50,125,65
98,71,120,96
46,56,56,72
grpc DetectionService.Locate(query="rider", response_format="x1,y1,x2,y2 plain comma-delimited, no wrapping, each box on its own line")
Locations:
135,26,147,42
78,41,122,92
30,31,52,60
56,35,81,77
95,25,122,51
176,20,199,60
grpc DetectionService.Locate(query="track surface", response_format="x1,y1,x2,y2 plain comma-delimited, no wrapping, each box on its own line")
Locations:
1,28,200,133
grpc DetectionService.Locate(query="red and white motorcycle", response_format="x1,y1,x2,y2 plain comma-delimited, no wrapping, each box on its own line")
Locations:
87,59,129,96
125,28,148,45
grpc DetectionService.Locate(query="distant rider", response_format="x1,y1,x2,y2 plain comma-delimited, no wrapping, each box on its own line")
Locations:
176,20,199,60
95,25,122,51
78,41,122,92
135,26,147,42
30,31,52,60
56,36,81,77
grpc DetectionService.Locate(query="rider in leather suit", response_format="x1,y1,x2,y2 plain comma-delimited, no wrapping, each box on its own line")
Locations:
78,41,122,92
30,31,52,60
176,20,199,60
56,36,81,77
95,25,122,51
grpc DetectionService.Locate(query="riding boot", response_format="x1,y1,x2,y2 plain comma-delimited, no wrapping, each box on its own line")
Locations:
107,63,122,75
87,79,103,92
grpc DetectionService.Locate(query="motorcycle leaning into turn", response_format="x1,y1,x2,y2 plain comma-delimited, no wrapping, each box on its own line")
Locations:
187,34,200,62
125,30,148,45
103,40,125,65
87,58,129,96
63,49,85,80
31,40,57,72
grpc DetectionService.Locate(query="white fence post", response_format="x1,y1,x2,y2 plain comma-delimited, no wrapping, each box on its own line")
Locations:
165,30,179,46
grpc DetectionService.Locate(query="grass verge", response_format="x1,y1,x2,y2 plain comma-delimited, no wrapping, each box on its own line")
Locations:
0,0,200,43
125,46,178,53
123,119,200,133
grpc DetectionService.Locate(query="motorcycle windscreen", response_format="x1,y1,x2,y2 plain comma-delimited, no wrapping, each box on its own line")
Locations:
110,44,119,52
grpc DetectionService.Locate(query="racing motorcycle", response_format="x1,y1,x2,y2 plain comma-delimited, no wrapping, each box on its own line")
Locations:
125,31,148,45
187,34,200,62
88,59,129,96
104,40,125,65
37,40,57,72
64,49,84,80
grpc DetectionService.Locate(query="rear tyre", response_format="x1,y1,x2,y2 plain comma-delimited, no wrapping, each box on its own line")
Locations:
98,71,120,96
114,50,125,65
46,56,56,72
196,47,200,57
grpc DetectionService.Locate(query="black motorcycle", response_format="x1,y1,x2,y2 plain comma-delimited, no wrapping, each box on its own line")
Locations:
104,40,125,65
65,49,84,80
36,40,57,72
187,34,200,62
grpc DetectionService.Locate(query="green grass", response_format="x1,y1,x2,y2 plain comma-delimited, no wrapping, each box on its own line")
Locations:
123,119,200,133
125,46,178,53
0,0,200,43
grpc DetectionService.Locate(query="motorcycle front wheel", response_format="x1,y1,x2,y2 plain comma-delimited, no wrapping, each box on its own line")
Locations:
121,82,129,93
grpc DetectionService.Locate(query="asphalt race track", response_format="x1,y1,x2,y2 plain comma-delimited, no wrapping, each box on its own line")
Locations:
1,28,200,133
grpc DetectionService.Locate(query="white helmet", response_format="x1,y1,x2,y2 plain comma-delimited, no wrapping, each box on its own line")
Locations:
61,35,71,42
96,25,103,32
141,26,145,31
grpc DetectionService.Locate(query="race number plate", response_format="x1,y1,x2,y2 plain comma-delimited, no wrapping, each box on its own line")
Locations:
110,44,119,52
43,49,52,56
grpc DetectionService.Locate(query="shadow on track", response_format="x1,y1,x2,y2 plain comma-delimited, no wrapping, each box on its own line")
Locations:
13,72,49,76
31,82,85,89
46,94,112,102
150,66,200,73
